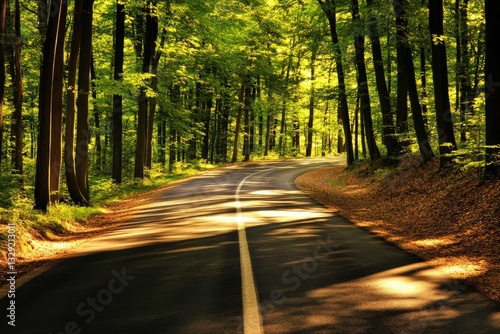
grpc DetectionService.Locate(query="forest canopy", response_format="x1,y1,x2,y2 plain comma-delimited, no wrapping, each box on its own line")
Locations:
0,0,498,212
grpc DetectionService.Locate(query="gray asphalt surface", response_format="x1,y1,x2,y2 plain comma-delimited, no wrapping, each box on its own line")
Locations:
1,157,499,333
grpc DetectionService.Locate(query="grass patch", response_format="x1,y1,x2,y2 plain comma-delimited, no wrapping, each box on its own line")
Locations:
327,179,346,188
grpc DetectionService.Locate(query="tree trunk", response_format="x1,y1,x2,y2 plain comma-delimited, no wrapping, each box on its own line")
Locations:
420,46,428,127
257,77,263,149
484,0,500,177
220,86,230,162
306,48,317,157
278,52,292,157
10,0,22,179
65,0,85,204
366,0,398,158
429,0,457,166
394,0,434,164
202,86,212,161
112,0,124,183
243,83,252,162
231,84,245,163
188,87,198,161
322,63,333,157
456,0,473,143
75,0,93,203
135,1,157,178
0,0,6,174
318,0,355,166
354,94,359,160
90,57,101,171
146,27,164,169
48,0,67,202
351,0,380,161
35,0,67,211
168,119,176,172
396,47,409,152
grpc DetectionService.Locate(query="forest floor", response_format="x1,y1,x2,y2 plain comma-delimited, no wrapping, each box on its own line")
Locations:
295,156,500,303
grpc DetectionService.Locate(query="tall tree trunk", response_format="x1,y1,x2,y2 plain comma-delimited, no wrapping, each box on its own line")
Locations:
456,0,473,143
0,0,6,174
202,86,212,161
243,82,252,162
35,0,67,211
188,87,198,161
322,63,333,157
354,94,359,160
249,85,256,154
318,0,355,166
396,47,409,151
484,0,500,178
75,0,94,203
420,0,429,129
10,0,22,179
135,1,157,179
257,77,263,149
146,28,164,169
90,57,101,171
306,48,317,157
394,0,434,164
112,0,124,183
278,51,292,157
264,88,273,157
429,0,457,166
231,84,245,163
48,0,67,202
65,0,85,203
367,0,398,158
351,0,380,161
220,86,230,162
420,46,428,127
168,119,176,172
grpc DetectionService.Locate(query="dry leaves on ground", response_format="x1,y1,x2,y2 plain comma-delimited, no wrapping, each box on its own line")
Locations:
294,157,500,302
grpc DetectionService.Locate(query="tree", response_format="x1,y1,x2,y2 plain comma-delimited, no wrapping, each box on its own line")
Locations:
35,0,68,211
75,0,94,203
134,1,158,179
10,0,22,178
350,0,380,161
318,0,354,166
243,82,252,162
394,0,434,164
455,0,473,143
65,0,86,205
366,0,398,158
0,0,7,174
429,0,457,166
48,0,68,202
306,43,318,158
484,0,500,177
231,83,245,163
112,0,125,184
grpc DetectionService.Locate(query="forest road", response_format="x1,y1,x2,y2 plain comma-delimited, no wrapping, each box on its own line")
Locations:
1,157,500,334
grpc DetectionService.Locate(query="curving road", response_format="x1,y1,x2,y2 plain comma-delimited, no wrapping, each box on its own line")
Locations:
1,157,500,333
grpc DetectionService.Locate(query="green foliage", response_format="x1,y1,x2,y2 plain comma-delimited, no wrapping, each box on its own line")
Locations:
0,0,493,256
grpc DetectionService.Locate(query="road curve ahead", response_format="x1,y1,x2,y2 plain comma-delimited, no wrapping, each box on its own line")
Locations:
2,157,500,334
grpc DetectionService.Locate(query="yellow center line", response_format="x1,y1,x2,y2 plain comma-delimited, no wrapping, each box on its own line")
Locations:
235,169,269,334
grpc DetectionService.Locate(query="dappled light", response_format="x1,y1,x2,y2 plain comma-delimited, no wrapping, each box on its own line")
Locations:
410,237,457,248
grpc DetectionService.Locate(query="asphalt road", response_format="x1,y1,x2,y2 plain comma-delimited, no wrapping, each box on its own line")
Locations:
2,157,500,333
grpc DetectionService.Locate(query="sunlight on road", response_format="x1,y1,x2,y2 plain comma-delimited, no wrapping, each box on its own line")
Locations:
294,262,500,332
